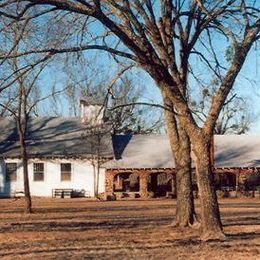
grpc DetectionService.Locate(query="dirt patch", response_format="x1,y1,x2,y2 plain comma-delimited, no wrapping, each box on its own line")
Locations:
0,198,259,259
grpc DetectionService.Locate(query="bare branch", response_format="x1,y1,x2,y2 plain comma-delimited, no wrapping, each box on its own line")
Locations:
0,44,137,61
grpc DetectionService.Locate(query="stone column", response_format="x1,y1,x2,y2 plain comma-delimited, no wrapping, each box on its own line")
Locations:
139,171,149,198
238,171,247,191
105,170,115,199
237,169,252,197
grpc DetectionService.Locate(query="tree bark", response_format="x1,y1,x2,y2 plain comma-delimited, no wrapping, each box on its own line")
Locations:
175,135,196,227
163,99,196,227
20,135,32,214
162,84,224,239
193,136,225,240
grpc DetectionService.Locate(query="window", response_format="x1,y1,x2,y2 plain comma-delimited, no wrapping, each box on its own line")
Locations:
6,163,17,182
33,163,44,181
61,163,72,181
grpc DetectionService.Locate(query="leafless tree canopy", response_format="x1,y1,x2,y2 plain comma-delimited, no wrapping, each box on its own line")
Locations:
0,1,258,136
190,81,253,134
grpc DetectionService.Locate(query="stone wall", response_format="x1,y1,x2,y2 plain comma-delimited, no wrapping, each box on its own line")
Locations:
105,169,176,200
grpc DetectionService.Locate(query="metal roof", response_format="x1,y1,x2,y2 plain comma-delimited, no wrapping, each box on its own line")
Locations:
0,117,113,159
106,134,176,169
106,134,260,169
1,117,260,169
214,135,260,168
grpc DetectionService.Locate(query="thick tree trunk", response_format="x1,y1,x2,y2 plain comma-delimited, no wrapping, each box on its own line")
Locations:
175,139,196,227
20,137,32,214
163,100,196,227
193,136,225,240
162,85,223,238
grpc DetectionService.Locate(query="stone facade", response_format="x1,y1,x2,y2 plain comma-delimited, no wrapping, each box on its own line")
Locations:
105,169,176,200
105,167,260,200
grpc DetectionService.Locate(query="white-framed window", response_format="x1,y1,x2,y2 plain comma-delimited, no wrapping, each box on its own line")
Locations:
60,163,72,182
6,163,17,182
33,163,44,181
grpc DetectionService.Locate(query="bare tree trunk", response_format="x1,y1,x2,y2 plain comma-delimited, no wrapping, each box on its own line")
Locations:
175,132,196,227
92,162,97,198
193,136,225,240
96,162,100,197
19,135,32,213
162,85,223,238
164,100,196,227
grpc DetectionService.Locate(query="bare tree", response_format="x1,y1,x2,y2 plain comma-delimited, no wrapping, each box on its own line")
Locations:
1,0,259,240
0,15,55,212
191,85,252,134
0,64,42,213
60,58,164,133
106,77,164,134
83,124,110,198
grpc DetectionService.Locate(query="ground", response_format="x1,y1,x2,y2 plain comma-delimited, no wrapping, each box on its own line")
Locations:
0,198,259,259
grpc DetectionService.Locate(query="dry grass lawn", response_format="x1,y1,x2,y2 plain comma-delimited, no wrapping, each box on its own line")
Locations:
0,197,259,259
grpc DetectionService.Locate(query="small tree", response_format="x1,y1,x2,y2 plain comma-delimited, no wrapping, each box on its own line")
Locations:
0,16,53,212
85,125,109,198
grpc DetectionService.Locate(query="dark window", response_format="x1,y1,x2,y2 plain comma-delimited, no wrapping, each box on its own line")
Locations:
33,163,44,181
6,163,17,182
61,163,71,181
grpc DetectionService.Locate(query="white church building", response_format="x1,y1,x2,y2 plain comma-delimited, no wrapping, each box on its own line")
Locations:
0,99,112,198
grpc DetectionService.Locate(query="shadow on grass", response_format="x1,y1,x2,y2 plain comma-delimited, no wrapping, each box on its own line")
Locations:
173,231,260,246
173,239,201,246
0,242,177,258
0,245,136,258
1,203,174,214
0,215,175,234
220,203,260,209
222,219,260,227
226,231,260,241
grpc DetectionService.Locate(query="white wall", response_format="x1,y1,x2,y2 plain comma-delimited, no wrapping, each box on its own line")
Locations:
0,158,106,197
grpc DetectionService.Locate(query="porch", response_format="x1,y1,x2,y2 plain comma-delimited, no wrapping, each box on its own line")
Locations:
105,168,176,199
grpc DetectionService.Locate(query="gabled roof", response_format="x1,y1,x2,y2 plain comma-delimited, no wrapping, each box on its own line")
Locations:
106,134,260,169
0,117,113,159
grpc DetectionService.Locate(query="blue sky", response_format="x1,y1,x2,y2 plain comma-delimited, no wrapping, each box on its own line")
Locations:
235,46,260,133
31,3,260,134
36,43,260,133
